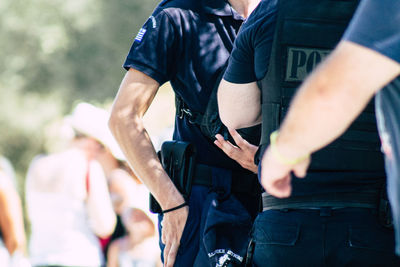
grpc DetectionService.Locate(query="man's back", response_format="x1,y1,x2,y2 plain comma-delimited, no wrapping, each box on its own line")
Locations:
109,1,262,266
219,0,400,265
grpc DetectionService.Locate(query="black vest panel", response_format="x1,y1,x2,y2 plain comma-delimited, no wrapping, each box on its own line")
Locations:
258,0,384,172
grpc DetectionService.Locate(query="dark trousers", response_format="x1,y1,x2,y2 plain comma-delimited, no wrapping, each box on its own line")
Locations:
251,207,400,267
158,183,260,267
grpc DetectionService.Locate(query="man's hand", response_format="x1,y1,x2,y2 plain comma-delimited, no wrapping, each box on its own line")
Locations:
260,145,310,198
214,128,258,173
161,202,189,267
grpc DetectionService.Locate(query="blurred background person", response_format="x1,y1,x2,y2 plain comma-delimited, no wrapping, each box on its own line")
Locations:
102,158,155,260
107,207,161,267
0,156,17,188
79,106,158,260
0,156,29,267
25,102,116,267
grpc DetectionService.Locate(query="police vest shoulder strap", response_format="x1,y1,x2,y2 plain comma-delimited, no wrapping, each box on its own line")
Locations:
257,0,285,148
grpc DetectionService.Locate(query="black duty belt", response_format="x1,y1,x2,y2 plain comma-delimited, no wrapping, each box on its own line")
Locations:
192,164,260,195
262,191,379,211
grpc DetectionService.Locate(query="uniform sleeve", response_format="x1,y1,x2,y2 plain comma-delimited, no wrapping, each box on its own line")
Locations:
223,26,257,84
123,9,181,85
223,3,276,84
343,0,400,64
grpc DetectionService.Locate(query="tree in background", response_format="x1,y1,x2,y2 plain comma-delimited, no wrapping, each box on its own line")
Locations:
0,0,159,186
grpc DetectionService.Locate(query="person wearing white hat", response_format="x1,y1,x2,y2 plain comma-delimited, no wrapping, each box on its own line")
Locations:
26,102,117,267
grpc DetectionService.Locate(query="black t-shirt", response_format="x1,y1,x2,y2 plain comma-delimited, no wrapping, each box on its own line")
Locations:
224,0,385,196
224,0,277,84
123,0,248,170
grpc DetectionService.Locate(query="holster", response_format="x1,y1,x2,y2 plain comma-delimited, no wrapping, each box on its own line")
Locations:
149,141,196,213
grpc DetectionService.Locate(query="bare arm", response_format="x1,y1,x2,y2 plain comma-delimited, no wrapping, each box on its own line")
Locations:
218,79,262,129
261,41,400,198
86,160,116,238
109,68,188,267
0,171,26,255
216,79,261,173
106,239,120,267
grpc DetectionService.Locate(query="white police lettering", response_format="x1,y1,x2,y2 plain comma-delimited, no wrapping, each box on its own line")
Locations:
285,46,330,82
209,249,244,266
227,250,243,262
135,28,147,43
207,249,225,258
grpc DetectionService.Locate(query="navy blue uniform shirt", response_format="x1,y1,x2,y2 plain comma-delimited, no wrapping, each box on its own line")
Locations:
224,0,385,196
123,0,246,170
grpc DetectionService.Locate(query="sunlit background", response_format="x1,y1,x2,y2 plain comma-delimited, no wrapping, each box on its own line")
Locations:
0,0,175,191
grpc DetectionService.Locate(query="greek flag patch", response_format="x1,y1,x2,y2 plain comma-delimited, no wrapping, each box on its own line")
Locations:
135,28,147,42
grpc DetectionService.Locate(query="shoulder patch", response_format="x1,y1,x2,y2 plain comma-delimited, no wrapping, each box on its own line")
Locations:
135,28,147,43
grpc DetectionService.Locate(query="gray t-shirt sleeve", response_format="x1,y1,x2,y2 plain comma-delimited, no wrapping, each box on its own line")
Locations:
343,0,400,63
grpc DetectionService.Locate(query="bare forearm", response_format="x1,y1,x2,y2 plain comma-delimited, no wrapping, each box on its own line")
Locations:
110,114,177,205
0,178,26,254
109,69,184,209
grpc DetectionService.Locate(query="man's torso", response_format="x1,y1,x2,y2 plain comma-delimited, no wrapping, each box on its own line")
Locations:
124,0,247,169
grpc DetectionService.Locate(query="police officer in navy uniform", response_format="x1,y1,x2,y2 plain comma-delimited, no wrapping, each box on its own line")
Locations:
218,0,400,265
109,0,261,266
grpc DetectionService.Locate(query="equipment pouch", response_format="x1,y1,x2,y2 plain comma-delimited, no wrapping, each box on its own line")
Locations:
149,141,196,213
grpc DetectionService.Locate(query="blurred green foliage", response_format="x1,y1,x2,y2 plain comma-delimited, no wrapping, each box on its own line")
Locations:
0,0,159,188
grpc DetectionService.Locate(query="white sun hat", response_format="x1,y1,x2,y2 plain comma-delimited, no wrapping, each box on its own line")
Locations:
67,102,125,161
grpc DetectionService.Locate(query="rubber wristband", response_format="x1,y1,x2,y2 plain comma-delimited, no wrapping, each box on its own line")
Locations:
270,131,310,165
162,202,188,214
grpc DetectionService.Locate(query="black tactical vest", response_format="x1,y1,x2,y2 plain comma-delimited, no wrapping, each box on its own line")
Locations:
258,0,384,172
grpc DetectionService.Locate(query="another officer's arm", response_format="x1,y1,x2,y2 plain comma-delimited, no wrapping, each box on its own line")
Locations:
261,41,400,198
109,68,188,267
218,79,262,129
216,79,261,173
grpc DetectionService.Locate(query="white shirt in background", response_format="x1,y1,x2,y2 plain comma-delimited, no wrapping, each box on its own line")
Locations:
26,148,116,267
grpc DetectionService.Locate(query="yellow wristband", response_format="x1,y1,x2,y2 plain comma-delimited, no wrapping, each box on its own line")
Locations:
270,131,310,165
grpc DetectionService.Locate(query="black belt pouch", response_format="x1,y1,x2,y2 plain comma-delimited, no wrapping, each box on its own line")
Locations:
149,141,196,213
